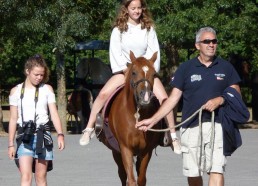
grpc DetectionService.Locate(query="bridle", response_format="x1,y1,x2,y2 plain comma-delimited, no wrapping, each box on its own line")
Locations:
130,78,154,122
130,78,153,103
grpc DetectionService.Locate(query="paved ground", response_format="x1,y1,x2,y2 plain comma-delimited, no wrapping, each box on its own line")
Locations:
0,129,258,186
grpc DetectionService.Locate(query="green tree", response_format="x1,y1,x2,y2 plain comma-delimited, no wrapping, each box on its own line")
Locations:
1,0,257,132
148,0,258,85
0,0,118,133
0,0,90,133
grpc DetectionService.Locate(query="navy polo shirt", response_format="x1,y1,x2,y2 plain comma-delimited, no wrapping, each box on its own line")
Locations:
171,56,241,127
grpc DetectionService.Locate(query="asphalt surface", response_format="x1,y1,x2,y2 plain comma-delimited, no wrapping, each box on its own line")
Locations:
0,129,258,186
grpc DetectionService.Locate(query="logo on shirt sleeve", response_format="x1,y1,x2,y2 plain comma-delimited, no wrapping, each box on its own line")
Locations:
191,74,202,82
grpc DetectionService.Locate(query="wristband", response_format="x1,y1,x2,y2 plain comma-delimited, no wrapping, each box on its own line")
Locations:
57,133,64,137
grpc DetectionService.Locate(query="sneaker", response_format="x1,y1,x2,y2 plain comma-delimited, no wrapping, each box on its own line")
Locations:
79,128,95,146
171,138,182,155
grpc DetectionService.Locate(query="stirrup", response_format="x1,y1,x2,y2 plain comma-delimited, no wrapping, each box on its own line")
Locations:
95,113,104,138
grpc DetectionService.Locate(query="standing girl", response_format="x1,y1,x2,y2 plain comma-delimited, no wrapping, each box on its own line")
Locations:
8,54,65,186
80,0,181,154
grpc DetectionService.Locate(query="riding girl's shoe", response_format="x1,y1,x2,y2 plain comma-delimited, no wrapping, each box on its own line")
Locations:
171,138,182,155
79,128,95,146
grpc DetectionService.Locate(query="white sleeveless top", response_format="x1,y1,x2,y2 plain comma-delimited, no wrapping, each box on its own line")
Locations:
9,83,56,127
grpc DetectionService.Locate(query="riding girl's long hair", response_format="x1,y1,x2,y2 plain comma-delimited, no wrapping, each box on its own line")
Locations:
113,0,154,33
24,54,50,83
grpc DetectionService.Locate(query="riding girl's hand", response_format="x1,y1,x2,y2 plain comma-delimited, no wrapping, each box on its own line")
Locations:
135,118,156,132
57,134,65,151
202,96,224,112
8,146,15,160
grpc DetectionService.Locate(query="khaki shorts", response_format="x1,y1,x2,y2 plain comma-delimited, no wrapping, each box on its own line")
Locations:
180,122,226,177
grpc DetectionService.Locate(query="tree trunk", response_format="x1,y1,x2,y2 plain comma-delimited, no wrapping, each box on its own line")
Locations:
56,51,67,134
0,101,3,132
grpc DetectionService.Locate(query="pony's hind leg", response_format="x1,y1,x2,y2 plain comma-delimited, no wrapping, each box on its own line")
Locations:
112,151,127,186
136,151,153,186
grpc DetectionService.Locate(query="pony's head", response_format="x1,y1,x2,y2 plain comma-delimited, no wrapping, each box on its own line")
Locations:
127,51,157,105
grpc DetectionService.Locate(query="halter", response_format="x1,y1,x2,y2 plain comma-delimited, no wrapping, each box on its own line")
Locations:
130,78,154,122
130,78,153,103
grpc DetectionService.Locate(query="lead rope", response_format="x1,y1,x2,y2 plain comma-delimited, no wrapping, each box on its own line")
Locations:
135,106,215,173
198,110,215,173
134,107,140,122
209,111,215,171
145,106,205,132
198,108,203,174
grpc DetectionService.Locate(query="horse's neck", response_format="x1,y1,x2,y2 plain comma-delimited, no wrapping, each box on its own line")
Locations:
125,81,136,95
120,86,137,109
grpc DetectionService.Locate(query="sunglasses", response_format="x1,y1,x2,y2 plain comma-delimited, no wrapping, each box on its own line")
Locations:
198,39,218,44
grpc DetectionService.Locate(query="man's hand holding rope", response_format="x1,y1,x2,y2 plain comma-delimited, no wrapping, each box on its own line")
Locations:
135,96,224,132
135,117,157,132
202,96,224,112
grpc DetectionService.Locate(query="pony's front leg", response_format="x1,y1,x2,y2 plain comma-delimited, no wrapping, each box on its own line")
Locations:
120,146,137,186
112,151,127,186
136,151,153,186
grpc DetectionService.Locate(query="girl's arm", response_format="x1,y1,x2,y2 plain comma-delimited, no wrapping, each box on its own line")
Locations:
8,87,18,160
46,85,65,150
109,27,128,73
144,27,160,72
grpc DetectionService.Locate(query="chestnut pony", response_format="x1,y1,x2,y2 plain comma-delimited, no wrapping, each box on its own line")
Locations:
101,51,164,186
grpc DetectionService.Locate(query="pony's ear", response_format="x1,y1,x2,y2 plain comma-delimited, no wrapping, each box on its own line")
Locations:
127,62,132,70
149,52,158,65
129,51,136,63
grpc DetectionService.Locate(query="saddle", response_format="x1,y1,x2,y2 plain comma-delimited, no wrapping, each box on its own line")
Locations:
95,85,172,152
95,85,123,152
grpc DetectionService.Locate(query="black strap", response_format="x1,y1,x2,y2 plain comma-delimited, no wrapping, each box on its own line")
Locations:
20,82,39,123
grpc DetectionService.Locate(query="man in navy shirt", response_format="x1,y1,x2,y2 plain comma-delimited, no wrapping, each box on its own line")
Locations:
136,27,242,186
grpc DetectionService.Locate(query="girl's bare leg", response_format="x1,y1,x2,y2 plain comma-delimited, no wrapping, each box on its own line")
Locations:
35,159,48,186
153,78,181,154
79,74,125,145
19,156,33,186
